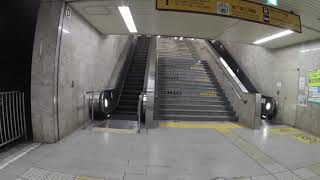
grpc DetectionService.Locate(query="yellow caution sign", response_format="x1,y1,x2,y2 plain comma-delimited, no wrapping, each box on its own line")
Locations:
294,134,320,144
156,0,301,33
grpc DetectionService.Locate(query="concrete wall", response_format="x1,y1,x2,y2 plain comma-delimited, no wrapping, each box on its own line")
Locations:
31,1,130,143
223,40,320,136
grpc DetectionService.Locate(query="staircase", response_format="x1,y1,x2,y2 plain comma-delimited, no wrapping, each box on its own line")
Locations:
111,36,150,120
155,38,236,122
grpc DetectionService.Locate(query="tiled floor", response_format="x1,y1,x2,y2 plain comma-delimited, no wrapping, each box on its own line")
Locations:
1,121,320,180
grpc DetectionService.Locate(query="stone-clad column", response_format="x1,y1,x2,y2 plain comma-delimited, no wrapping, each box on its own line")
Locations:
31,0,64,143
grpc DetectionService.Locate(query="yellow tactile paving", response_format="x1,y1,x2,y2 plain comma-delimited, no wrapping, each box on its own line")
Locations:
294,133,320,144
270,127,302,136
159,121,243,132
270,127,320,144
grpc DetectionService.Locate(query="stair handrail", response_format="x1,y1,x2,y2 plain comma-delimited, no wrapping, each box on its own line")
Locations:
204,40,261,129
142,36,158,128
206,40,248,104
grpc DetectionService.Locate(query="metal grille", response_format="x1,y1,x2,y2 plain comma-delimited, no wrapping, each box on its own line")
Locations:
0,91,26,147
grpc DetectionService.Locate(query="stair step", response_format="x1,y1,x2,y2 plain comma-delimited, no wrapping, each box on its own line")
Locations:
119,95,139,101
159,87,221,93
118,100,138,106
159,99,228,105
158,83,219,89
159,108,234,116
113,110,137,115
122,90,141,95
158,81,218,86
116,105,138,112
159,91,224,97
157,114,236,121
159,104,230,111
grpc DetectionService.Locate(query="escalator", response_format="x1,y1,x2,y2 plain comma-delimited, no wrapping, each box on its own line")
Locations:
111,36,150,120
100,36,150,123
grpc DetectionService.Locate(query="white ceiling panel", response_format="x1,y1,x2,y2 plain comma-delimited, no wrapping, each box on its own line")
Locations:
69,0,320,48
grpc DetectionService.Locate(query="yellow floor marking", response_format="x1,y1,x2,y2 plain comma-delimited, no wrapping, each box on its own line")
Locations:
271,127,320,144
159,121,243,132
93,127,137,134
195,77,210,82
294,133,320,144
75,176,104,180
270,127,302,136
200,91,218,97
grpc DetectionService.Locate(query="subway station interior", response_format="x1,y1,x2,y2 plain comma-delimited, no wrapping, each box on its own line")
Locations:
1,0,320,179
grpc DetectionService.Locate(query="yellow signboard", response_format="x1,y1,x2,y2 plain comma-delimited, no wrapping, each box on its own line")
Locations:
156,0,301,33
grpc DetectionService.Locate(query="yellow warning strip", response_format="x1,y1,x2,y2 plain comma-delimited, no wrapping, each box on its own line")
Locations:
270,127,302,136
93,127,137,134
271,127,320,144
160,121,243,132
294,133,320,144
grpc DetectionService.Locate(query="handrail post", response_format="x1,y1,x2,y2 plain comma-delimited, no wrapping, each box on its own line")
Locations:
137,94,142,133
91,92,94,122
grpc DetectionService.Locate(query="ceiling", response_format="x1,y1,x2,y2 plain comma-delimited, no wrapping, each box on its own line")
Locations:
68,0,320,48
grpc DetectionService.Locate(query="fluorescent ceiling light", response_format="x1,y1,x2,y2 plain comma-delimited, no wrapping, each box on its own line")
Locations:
118,6,137,33
253,30,294,45
174,37,177,40
267,0,278,6
62,29,70,34
179,37,183,40
300,48,320,53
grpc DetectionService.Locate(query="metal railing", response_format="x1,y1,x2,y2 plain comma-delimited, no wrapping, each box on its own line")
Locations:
0,91,26,147
206,40,248,104
82,91,101,129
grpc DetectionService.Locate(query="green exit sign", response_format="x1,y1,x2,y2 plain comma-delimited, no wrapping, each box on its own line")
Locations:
267,0,278,6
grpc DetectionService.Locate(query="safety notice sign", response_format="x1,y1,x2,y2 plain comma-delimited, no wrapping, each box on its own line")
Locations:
156,0,302,33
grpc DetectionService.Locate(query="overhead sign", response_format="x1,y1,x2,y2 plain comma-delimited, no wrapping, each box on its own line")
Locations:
156,0,302,33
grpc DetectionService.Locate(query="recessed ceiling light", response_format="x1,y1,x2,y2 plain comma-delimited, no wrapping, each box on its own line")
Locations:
253,30,294,45
300,47,320,53
118,6,137,33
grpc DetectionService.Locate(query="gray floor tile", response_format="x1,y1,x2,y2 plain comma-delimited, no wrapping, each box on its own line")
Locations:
273,171,302,180
251,175,276,180
292,168,318,179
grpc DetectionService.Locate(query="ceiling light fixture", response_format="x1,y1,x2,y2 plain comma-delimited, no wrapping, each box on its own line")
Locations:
174,37,178,40
118,6,137,33
253,30,294,45
300,47,320,53
179,37,184,40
